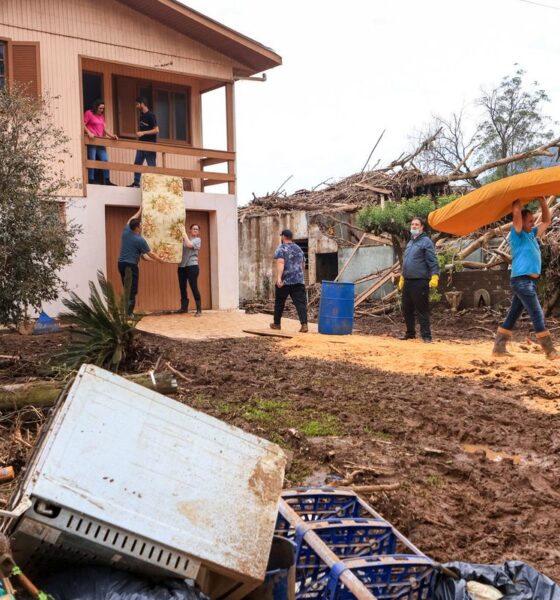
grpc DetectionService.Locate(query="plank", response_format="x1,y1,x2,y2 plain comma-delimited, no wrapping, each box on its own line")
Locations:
334,232,366,282
354,264,399,307
242,329,294,339
85,160,234,182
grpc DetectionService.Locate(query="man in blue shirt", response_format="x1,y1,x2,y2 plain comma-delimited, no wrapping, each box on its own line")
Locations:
493,198,557,359
118,207,164,315
270,229,308,333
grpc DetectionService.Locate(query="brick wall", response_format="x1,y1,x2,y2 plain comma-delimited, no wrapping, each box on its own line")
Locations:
440,269,511,309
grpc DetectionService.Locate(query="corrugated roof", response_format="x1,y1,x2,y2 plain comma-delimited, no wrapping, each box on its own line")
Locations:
116,0,282,76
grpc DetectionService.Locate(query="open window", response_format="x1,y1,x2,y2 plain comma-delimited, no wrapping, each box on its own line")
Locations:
113,75,191,143
0,42,6,89
82,71,103,112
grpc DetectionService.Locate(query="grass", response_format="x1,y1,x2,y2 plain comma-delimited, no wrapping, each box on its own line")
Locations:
243,397,286,425
363,426,392,441
300,414,342,437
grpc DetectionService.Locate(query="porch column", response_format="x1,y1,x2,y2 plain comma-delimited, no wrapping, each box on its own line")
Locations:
225,82,236,195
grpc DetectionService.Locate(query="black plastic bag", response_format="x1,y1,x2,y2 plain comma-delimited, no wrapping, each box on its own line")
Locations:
41,566,208,600
434,560,560,600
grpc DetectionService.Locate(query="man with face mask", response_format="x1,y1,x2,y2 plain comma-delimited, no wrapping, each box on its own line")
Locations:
492,198,557,359
397,216,440,342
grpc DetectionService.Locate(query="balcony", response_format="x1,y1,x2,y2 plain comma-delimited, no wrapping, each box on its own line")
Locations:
84,137,235,194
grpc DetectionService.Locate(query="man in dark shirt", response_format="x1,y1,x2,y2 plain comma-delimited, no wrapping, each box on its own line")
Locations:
118,207,164,315
128,97,159,188
270,229,308,333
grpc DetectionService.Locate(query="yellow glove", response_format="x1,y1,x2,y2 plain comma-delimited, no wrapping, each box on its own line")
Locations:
398,276,404,291
429,274,439,289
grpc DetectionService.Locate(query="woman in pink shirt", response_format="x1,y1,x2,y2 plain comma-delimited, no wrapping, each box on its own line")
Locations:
84,99,118,185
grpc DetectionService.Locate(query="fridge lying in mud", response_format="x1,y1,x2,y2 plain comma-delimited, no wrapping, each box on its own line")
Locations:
1,364,287,599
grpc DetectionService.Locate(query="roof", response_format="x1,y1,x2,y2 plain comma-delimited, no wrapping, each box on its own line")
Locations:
116,0,282,76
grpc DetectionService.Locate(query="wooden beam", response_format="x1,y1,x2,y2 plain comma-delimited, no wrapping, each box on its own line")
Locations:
200,157,229,167
226,82,236,195
354,264,399,307
335,233,366,282
86,137,235,160
85,160,234,182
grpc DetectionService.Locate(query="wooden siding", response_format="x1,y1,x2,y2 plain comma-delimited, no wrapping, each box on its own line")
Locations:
105,207,212,312
0,0,235,194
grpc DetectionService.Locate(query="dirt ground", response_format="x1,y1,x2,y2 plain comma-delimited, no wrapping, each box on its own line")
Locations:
1,311,560,581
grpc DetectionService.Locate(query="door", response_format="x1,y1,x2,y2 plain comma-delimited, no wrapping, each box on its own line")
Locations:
105,207,211,312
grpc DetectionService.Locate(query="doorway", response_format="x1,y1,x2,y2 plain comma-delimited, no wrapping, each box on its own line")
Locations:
105,207,212,312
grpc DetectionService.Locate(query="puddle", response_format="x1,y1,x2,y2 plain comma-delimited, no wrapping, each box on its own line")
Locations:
463,444,523,465
302,469,342,487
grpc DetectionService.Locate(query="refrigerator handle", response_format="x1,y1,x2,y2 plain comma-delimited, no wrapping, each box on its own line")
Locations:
0,496,32,519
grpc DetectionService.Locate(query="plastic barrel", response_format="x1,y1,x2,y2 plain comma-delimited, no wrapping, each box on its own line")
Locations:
318,281,355,335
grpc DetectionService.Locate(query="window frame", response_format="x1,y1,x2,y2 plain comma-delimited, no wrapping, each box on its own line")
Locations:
113,75,192,146
0,37,9,90
152,83,192,145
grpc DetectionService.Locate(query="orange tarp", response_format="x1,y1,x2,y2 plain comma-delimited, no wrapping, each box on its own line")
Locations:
428,166,560,236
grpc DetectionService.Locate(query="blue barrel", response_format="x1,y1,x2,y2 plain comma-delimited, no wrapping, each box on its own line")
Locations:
318,281,355,335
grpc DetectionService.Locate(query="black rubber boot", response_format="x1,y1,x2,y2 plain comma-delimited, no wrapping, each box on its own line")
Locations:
176,299,188,314
536,331,559,360
492,327,513,357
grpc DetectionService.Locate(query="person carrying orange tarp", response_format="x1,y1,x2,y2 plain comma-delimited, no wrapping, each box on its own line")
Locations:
492,198,558,359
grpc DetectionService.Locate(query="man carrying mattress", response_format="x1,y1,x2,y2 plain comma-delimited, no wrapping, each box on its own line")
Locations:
493,198,557,359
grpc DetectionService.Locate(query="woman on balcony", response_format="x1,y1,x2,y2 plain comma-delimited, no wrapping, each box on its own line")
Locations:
84,99,118,185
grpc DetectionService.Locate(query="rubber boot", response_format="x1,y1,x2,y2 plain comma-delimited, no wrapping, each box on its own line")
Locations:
536,330,559,360
492,327,513,357
176,299,188,314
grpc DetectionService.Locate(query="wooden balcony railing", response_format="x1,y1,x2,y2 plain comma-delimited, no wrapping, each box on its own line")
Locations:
84,137,236,194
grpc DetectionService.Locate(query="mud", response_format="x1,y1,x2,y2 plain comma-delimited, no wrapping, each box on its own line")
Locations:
1,325,560,580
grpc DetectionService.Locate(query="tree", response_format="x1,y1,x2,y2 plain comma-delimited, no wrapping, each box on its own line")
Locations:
0,86,79,326
477,66,554,179
357,195,456,264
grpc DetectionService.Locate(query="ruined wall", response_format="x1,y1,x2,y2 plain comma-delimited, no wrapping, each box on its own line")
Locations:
337,246,396,298
238,211,308,301
440,270,511,309
308,224,338,285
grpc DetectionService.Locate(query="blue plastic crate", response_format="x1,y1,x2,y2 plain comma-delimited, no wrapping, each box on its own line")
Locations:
293,518,397,596
326,555,436,600
276,488,378,538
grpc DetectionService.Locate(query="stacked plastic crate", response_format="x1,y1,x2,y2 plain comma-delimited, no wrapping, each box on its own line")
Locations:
276,487,436,600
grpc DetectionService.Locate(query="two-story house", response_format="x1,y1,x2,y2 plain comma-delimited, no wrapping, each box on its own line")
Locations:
0,0,281,313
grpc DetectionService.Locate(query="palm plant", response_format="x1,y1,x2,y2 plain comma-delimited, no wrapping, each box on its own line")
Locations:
60,270,140,371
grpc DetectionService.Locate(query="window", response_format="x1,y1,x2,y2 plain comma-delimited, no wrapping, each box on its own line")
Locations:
113,76,191,144
82,72,103,112
0,42,5,89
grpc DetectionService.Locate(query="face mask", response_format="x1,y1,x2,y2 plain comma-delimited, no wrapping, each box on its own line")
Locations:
410,228,419,236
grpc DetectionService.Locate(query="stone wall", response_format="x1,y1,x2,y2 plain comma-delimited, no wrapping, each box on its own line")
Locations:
440,269,511,309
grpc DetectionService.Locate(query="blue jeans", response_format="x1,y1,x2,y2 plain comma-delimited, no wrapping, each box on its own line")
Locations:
502,276,546,333
133,150,157,185
87,145,109,183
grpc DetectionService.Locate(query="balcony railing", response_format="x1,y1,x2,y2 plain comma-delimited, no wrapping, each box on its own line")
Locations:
84,137,236,194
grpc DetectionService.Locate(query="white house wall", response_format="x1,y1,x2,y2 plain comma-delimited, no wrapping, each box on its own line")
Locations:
44,187,239,315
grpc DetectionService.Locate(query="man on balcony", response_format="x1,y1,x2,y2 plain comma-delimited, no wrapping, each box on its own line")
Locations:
129,97,159,188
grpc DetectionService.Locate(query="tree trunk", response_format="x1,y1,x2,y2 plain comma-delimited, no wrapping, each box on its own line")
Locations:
0,373,177,411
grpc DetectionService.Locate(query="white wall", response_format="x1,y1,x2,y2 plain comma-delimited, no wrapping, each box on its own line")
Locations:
44,187,239,315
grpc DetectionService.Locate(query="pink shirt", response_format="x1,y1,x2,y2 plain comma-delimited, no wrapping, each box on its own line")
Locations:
84,110,106,137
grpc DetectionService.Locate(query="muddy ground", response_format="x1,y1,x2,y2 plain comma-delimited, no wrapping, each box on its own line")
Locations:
1,314,560,581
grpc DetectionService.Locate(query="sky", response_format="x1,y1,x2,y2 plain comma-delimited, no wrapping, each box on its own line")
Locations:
185,0,560,204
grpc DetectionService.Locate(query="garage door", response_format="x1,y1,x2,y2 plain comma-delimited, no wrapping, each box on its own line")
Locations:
105,207,211,312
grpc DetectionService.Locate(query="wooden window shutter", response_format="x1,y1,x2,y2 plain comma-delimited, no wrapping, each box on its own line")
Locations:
9,42,41,97
115,76,138,138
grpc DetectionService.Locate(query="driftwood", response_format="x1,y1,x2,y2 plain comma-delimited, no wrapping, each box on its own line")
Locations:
0,373,177,411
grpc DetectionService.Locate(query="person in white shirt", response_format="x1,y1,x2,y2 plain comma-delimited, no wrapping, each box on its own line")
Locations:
177,224,202,316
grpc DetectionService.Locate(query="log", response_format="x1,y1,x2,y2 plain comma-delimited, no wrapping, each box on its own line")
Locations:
0,373,177,411
354,264,399,307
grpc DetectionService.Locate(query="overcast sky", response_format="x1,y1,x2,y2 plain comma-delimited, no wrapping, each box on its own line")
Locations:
186,0,560,204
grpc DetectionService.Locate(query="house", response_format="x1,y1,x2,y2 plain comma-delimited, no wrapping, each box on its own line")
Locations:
0,0,281,313
238,177,397,303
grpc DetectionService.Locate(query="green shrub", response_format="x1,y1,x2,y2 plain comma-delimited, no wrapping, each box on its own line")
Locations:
59,270,139,372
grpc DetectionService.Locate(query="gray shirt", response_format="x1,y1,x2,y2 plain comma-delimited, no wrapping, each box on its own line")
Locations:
180,237,201,267
118,224,150,265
